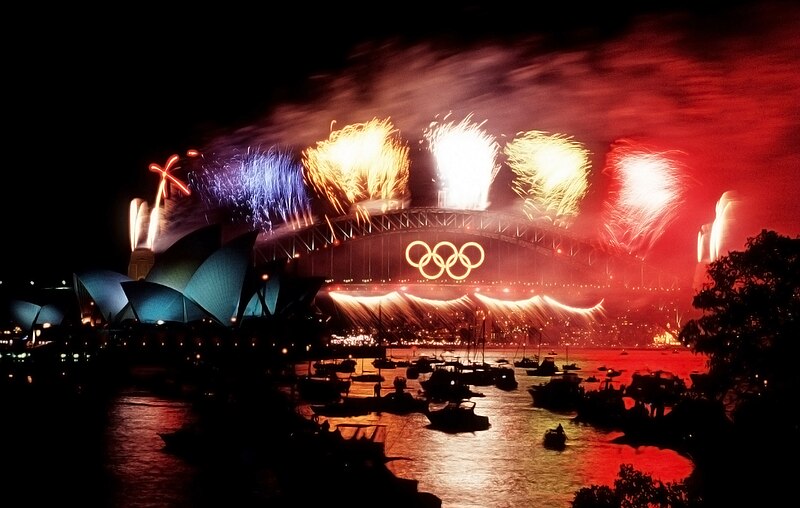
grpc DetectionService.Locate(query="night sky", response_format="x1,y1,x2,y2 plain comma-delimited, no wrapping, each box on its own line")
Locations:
3,1,798,288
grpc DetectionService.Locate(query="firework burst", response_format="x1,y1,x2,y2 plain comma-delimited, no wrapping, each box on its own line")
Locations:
192,147,314,233
697,190,738,262
505,130,591,225
302,117,411,220
424,113,500,210
601,139,687,256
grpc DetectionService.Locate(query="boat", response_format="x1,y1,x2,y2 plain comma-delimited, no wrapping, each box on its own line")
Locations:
543,425,567,450
526,356,558,376
625,369,687,408
296,374,351,403
419,365,484,401
313,358,357,375
405,355,439,379
561,346,580,371
528,371,585,411
514,328,543,369
311,390,428,417
493,365,519,391
372,357,397,369
311,398,373,417
351,356,385,383
513,356,539,369
350,371,385,383
459,361,497,386
319,422,390,464
424,399,490,433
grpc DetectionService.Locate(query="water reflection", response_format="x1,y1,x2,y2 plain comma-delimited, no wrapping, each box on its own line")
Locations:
312,347,703,507
91,347,706,507
105,389,196,508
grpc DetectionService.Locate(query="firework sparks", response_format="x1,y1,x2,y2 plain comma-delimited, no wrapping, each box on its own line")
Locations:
302,117,411,219
192,146,314,233
129,198,149,251
473,293,604,330
424,113,500,210
505,130,591,225
327,290,603,338
142,152,196,250
697,190,738,262
601,139,687,256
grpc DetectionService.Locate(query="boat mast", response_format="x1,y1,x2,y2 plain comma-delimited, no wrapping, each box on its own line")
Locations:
537,327,543,361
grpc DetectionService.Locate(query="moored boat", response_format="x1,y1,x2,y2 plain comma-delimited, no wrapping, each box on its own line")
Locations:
528,371,584,411
425,399,490,433
514,356,539,368
494,365,518,390
526,356,558,376
297,374,351,403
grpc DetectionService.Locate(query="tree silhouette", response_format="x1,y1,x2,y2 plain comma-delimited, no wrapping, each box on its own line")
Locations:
573,230,800,507
678,229,799,506
679,230,800,418
572,464,689,508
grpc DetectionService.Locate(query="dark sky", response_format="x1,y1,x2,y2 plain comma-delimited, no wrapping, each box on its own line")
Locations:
3,1,798,289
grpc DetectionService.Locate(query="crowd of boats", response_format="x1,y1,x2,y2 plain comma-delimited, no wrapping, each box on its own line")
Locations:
290,349,696,441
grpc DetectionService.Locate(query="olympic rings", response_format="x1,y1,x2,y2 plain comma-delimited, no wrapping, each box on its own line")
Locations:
405,240,485,280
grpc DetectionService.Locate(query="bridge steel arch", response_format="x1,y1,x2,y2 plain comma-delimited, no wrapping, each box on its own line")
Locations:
254,208,681,289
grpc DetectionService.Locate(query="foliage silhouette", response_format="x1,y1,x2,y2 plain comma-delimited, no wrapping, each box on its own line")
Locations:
573,230,800,507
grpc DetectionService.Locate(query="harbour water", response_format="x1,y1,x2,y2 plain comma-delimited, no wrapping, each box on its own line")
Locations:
313,347,708,507
4,347,708,507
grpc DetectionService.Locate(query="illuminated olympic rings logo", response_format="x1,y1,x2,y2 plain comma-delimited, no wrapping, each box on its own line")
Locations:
405,240,485,280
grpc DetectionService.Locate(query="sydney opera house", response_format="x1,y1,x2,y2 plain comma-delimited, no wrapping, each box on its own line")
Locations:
3,223,328,353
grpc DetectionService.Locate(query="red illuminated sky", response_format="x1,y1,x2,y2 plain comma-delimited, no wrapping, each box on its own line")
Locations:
2,1,798,287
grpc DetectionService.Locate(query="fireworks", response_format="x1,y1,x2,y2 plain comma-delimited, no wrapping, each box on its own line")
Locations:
128,152,195,251
302,118,411,220
328,290,603,336
129,198,149,251
192,147,314,233
132,123,710,280
505,130,591,225
697,191,737,262
146,154,194,249
473,293,604,328
424,113,500,210
601,139,687,256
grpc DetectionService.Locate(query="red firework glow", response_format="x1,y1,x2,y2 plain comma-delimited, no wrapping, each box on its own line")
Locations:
601,140,687,257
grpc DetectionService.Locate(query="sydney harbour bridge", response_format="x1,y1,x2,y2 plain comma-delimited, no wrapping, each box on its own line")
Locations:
253,207,684,302
247,207,691,345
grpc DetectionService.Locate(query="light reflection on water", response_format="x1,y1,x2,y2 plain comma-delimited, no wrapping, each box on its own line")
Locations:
311,347,706,507
105,389,197,508
99,347,706,508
